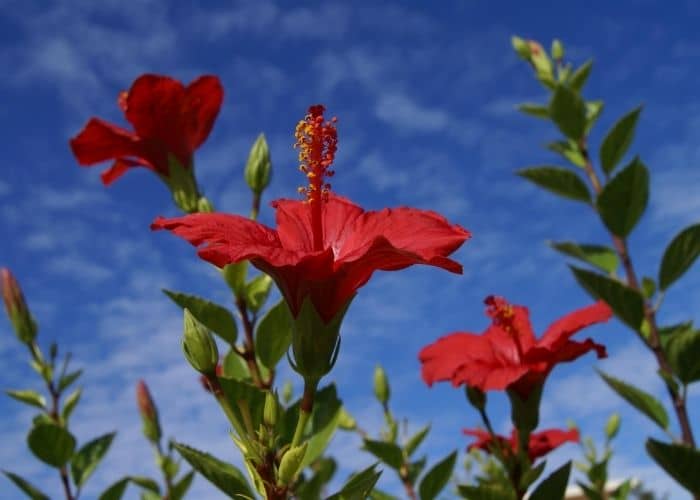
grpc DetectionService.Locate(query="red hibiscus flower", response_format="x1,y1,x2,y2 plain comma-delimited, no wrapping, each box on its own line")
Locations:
464,427,579,462
152,105,470,324
70,74,223,185
419,296,611,398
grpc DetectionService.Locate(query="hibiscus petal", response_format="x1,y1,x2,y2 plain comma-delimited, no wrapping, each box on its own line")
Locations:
271,198,315,252
100,158,146,186
338,206,470,269
538,301,612,351
124,74,185,140
183,75,224,150
419,332,494,387
69,118,146,167
526,428,579,461
150,213,292,268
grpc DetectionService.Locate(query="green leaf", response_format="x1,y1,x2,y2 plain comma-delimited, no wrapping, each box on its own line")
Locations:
363,440,404,470
170,470,195,500
255,299,293,370
245,274,273,312
327,463,382,500
2,471,50,500
550,241,618,274
596,158,649,237
62,388,82,423
27,423,76,468
218,377,266,433
173,442,254,498
599,371,669,430
404,425,430,457
664,328,700,384
517,103,550,119
5,390,46,409
58,370,83,392
71,432,117,486
569,59,593,92
418,451,457,500
129,476,160,493
646,439,700,494
370,489,399,500
222,349,249,380
520,461,546,490
518,166,590,203
98,477,130,500
658,223,700,290
140,491,161,500
547,140,586,168
586,100,605,132
599,106,642,175
641,276,656,299
549,85,586,139
457,484,514,499
570,266,644,330
530,461,572,500
163,289,237,344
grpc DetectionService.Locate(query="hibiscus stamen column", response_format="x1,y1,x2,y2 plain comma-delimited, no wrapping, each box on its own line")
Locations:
294,104,338,251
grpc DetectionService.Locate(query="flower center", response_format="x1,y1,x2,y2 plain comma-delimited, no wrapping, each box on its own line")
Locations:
485,295,525,358
294,104,338,251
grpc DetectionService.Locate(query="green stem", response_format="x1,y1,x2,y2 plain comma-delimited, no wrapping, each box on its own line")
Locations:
291,379,318,447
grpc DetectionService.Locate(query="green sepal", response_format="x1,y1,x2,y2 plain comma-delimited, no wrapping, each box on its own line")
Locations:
278,442,308,486
163,156,200,213
507,385,542,436
182,308,219,374
244,133,272,195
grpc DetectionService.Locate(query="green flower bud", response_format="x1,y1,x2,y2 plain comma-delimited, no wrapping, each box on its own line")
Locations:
1,268,37,344
466,386,486,411
605,413,620,440
182,309,219,374
244,133,272,195
263,391,279,427
277,442,307,486
511,36,531,59
164,155,200,213
551,39,564,60
281,381,293,405
373,365,390,405
136,380,162,444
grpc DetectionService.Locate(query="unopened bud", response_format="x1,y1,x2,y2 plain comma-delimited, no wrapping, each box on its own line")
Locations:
281,381,293,404
1,268,37,344
136,380,162,443
277,442,307,486
511,36,531,59
551,39,564,61
182,309,219,374
373,365,390,405
263,391,279,427
605,413,620,440
244,133,271,195
466,386,487,411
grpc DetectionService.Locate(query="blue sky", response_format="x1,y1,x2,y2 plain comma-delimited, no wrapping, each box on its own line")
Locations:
1,0,700,498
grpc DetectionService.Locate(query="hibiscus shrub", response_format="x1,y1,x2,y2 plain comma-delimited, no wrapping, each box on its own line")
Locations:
511,36,700,497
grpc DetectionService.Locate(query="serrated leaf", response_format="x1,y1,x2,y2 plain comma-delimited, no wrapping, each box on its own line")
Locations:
173,442,254,498
419,451,457,500
530,461,571,500
646,439,700,494
170,470,195,500
27,423,76,468
255,299,293,370
549,85,586,139
62,388,82,423
518,103,550,119
599,106,642,175
245,274,273,312
5,390,46,409
658,223,700,290
327,463,382,500
596,158,649,237
58,370,83,392
2,471,50,500
98,477,130,500
163,289,237,344
569,59,593,91
518,166,590,203
599,371,668,430
71,432,117,486
404,425,430,457
664,328,700,384
547,140,586,168
363,440,404,470
129,476,160,493
570,266,644,330
550,241,618,274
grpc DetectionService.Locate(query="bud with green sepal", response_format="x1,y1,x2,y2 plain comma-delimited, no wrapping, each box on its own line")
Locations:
263,391,279,428
162,155,201,213
245,133,272,196
277,442,308,486
182,308,219,374
1,268,38,344
551,39,564,61
373,364,390,406
512,36,531,59
605,413,620,441
136,380,162,444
